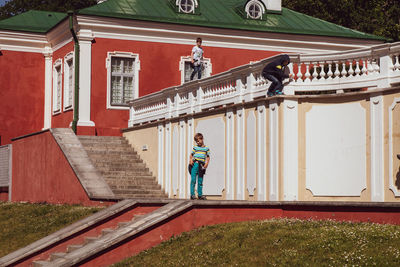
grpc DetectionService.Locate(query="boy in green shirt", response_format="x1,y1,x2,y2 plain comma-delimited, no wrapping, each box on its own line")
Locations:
189,133,210,200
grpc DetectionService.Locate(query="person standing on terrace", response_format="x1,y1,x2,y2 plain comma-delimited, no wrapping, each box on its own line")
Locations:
189,133,210,200
262,54,292,96
190,37,204,81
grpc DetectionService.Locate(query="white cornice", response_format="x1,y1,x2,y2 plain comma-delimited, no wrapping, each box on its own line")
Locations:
0,30,48,53
77,15,383,54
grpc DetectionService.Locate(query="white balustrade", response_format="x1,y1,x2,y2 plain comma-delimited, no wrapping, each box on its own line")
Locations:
128,42,400,126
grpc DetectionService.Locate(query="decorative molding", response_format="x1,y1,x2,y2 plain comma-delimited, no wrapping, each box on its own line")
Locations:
179,55,212,84
52,58,63,114
306,103,367,196
172,125,179,196
283,99,298,201
236,107,245,200
388,97,400,196
76,15,377,54
370,95,384,201
178,120,187,198
257,102,267,200
165,122,172,196
246,109,257,196
63,51,74,112
226,109,235,200
269,100,279,201
157,124,164,189
195,117,225,196
105,51,141,110
186,118,194,198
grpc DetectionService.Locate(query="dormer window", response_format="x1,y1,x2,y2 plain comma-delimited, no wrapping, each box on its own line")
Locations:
176,0,198,14
245,0,265,19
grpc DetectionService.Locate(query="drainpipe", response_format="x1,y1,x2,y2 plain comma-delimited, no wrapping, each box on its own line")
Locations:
68,11,80,134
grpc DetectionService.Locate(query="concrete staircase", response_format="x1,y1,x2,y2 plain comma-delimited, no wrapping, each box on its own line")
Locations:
78,136,167,199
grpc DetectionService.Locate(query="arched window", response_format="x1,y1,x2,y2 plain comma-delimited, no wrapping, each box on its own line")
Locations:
176,0,198,14
245,0,265,20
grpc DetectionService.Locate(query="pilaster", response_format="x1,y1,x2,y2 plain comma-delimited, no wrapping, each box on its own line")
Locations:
42,46,53,130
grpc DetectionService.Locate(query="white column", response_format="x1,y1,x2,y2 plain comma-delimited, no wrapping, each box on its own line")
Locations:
157,124,164,188
77,29,95,127
186,117,194,198
179,120,187,198
236,107,245,200
257,102,267,201
269,100,279,201
370,95,384,201
283,99,299,201
42,46,53,130
226,109,235,200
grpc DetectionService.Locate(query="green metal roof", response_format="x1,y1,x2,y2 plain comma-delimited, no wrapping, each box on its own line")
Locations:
78,0,386,41
0,0,386,41
0,10,66,33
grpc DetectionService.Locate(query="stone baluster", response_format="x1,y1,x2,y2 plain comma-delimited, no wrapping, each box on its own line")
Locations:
319,62,326,80
334,62,340,79
304,63,311,82
327,62,333,80
348,61,354,76
394,55,400,71
312,63,318,81
355,61,361,76
362,59,368,76
341,62,347,77
296,63,303,83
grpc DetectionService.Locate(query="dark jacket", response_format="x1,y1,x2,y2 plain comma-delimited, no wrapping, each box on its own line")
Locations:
262,54,290,82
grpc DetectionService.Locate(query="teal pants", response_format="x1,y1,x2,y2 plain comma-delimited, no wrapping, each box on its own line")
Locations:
190,162,204,197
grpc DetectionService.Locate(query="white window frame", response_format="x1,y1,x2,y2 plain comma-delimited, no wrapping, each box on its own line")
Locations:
106,51,140,110
245,0,266,20
176,0,198,14
63,52,74,111
179,56,212,84
52,59,63,114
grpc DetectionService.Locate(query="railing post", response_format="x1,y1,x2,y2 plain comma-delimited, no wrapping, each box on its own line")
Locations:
128,106,135,127
234,76,244,104
166,96,172,119
195,85,203,113
378,54,392,88
245,70,255,102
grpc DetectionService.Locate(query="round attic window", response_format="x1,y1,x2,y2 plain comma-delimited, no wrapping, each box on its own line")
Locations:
179,0,195,13
246,0,264,19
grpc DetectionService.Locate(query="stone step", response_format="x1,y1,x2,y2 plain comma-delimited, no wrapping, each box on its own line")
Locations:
66,244,83,253
104,178,158,185
112,189,165,195
85,149,138,155
93,162,147,169
89,156,143,163
97,172,154,178
118,221,130,228
83,147,136,153
78,135,126,142
50,252,66,261
109,184,162,190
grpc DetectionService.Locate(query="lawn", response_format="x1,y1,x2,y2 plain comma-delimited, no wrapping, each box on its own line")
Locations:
0,202,102,258
114,218,400,266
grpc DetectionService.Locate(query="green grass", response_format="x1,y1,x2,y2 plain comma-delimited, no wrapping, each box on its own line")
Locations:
0,201,103,258
114,219,400,267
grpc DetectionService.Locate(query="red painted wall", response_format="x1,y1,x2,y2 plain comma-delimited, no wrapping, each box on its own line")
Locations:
11,130,113,206
0,51,44,145
0,187,8,201
51,42,74,128
90,38,282,136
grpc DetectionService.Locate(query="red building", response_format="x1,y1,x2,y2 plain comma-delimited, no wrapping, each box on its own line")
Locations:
0,0,387,144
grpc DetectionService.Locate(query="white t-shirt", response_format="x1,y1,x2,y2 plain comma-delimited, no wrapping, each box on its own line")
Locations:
192,46,203,66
